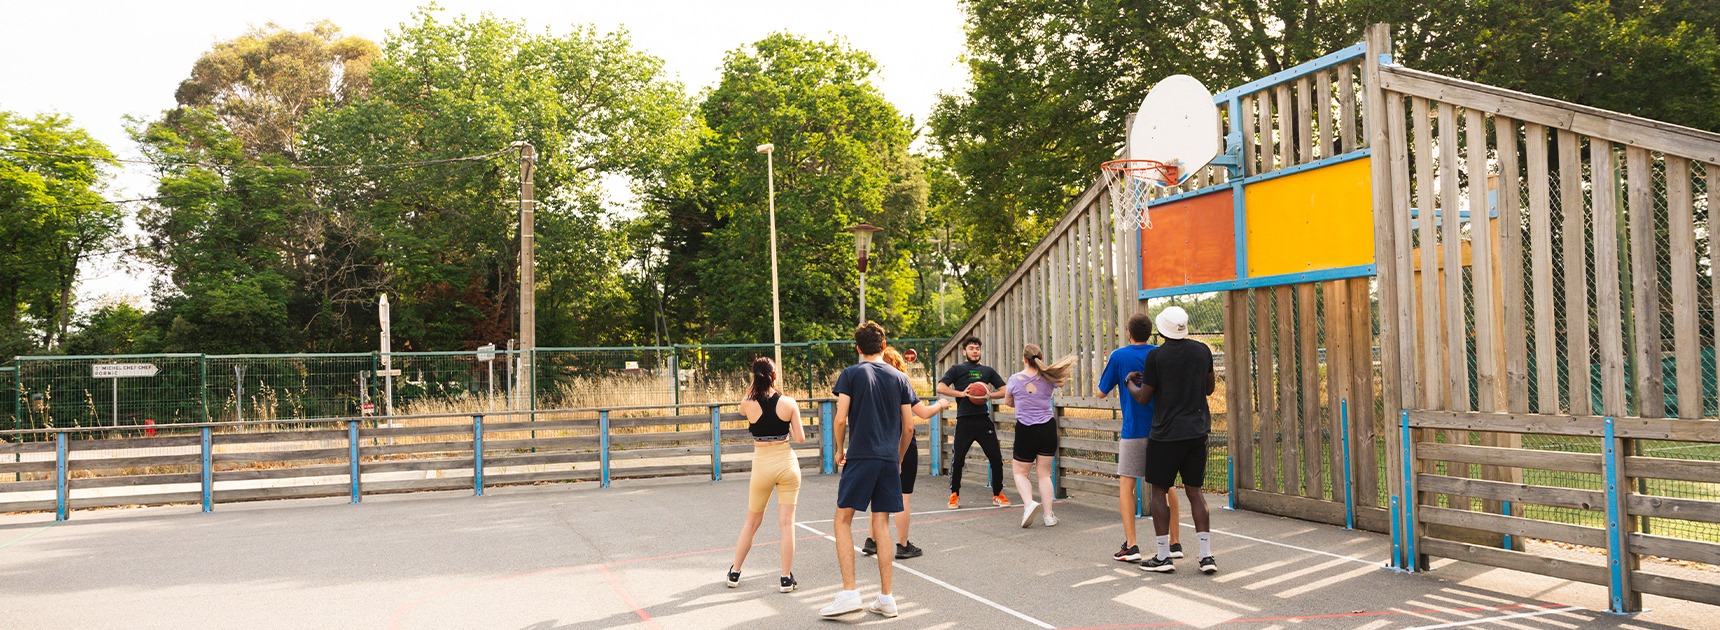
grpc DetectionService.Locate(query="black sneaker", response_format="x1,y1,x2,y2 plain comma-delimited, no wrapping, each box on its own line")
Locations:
726,566,741,587
1140,556,1175,573
1199,556,1217,574
780,573,798,592
861,537,877,556
895,541,923,559
1113,542,1141,562
1169,543,1184,559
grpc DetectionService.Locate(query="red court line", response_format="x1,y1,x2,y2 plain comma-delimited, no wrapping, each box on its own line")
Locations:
599,564,666,630
1057,604,1570,629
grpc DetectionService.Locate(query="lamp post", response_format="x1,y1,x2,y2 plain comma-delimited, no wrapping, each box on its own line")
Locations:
844,224,884,326
757,143,781,368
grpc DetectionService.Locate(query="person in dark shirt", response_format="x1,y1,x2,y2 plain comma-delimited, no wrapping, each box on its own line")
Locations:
935,337,1011,509
821,322,918,619
1126,306,1219,575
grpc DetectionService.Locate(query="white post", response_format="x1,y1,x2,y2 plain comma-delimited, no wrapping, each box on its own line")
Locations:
380,293,394,416
758,143,782,368
111,376,118,426
860,272,867,325
234,364,246,422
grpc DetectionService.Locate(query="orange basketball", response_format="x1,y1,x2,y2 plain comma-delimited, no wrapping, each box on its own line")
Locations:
963,382,990,404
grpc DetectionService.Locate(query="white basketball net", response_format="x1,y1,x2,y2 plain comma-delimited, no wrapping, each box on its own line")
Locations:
1101,159,1178,231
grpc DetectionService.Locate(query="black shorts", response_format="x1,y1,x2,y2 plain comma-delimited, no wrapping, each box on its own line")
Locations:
1012,420,1058,462
900,439,918,495
1144,436,1208,489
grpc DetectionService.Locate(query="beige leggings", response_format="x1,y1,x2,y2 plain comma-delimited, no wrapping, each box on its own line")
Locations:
748,442,802,512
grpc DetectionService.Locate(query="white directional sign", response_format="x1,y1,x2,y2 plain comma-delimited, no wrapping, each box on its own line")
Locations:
92,363,158,378
477,344,497,362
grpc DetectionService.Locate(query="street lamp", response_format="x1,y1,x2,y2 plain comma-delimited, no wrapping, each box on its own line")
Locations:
757,143,781,369
844,223,884,326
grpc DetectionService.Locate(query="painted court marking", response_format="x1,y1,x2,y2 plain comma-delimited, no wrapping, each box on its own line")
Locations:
0,522,55,550
1402,605,1585,629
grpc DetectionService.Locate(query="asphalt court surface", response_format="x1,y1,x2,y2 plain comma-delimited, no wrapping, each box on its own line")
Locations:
2,471,1715,629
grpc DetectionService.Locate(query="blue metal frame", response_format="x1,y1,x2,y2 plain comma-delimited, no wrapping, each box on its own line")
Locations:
1212,43,1369,101
1400,411,1419,571
1603,416,1629,613
1502,501,1514,549
1225,455,1236,510
54,433,68,522
1146,149,1372,211
711,405,722,481
473,415,485,496
1391,495,1403,570
929,412,942,477
348,420,361,504
821,401,835,474
600,410,611,488
201,427,213,513
1341,399,1354,530
1139,265,1377,300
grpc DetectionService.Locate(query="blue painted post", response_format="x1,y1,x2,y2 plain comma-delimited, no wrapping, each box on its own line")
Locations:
1603,416,1629,613
54,432,68,522
1401,410,1418,571
1226,455,1236,510
1502,501,1514,549
711,405,722,481
1390,495,1403,570
600,410,611,488
821,401,835,474
473,414,485,496
1137,478,1146,518
348,420,361,504
1341,399,1354,530
928,410,941,477
201,427,213,513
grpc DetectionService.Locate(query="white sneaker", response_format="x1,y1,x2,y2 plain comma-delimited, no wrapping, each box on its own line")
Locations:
819,591,864,617
1021,500,1042,528
1043,513,1059,527
867,595,899,617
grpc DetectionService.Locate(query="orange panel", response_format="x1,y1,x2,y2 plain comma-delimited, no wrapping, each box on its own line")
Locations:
1138,189,1235,292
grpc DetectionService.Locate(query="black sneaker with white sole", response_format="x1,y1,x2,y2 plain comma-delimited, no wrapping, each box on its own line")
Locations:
1199,556,1217,573
861,537,877,556
780,573,798,592
1169,542,1184,559
1139,556,1175,573
726,566,741,587
1113,542,1141,562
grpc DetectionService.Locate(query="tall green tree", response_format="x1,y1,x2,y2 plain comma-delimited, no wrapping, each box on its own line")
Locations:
0,111,122,356
654,33,927,344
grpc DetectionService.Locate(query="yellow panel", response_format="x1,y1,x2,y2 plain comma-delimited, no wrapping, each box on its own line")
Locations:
1245,157,1374,277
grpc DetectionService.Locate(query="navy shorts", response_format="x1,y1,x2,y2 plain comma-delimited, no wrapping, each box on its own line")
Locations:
837,458,905,513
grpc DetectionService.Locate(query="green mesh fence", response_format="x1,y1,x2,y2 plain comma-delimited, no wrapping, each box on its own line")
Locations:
1,365,14,432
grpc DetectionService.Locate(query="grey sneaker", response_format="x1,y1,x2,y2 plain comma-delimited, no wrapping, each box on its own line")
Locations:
1169,542,1184,559
861,537,877,556
1199,556,1218,574
1140,556,1175,573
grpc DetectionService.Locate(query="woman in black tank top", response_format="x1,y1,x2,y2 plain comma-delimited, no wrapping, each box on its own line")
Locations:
728,358,807,593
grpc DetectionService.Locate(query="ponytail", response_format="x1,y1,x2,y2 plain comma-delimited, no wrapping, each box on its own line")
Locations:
748,357,777,401
1023,343,1072,385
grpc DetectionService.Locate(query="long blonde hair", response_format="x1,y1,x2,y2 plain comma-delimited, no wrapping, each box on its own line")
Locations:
1022,343,1074,385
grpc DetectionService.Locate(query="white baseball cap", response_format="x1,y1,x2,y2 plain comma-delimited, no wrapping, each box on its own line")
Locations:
1156,306,1189,340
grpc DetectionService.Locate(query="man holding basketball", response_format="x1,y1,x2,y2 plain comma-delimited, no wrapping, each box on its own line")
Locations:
936,337,1010,509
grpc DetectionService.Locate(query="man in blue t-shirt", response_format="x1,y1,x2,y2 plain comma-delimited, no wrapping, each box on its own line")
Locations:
821,321,918,619
1096,313,1181,562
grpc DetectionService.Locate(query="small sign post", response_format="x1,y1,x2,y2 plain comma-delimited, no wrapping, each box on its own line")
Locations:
478,344,497,406
903,349,918,363
92,363,158,426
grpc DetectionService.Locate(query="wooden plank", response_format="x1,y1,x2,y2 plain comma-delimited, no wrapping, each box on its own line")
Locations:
1231,488,1386,531
0,480,55,492
73,473,203,490
0,460,56,474
1421,505,1606,547
74,435,203,450
0,440,58,455
1276,284,1298,494
1593,138,1627,420
361,458,477,474
1058,473,1118,497
213,464,350,482
1630,532,1720,566
1260,89,1277,173
72,454,202,469
1416,442,1601,474
359,424,480,439
355,442,474,458
1255,288,1277,492
1560,130,1592,415
1295,76,1313,164
1627,455,1720,484
1241,93,1258,175
1409,409,1720,441
1326,279,1350,500
1059,436,1122,454
1633,572,1720,607
1057,456,1120,476
1414,97,1444,410
1339,64,1358,153
1418,537,1609,587
1317,70,1335,159
1627,145,1664,418
1439,102,1470,412
1298,282,1321,499
1627,494,1720,524
482,417,600,433
1056,416,1123,432
1384,92,1417,416
1350,277,1378,508
1275,84,1292,171
1468,109,1498,413
1666,157,1699,418
1378,66,1720,164
0,499,62,513
481,470,602,486
1526,124,1559,414
1229,290,1256,491
1418,473,1606,512
74,491,206,509
1496,117,1530,413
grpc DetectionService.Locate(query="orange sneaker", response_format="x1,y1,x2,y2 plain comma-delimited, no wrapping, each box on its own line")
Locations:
992,493,1012,507
947,493,960,510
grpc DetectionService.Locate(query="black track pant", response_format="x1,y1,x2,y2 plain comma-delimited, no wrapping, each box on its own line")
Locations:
949,415,1004,495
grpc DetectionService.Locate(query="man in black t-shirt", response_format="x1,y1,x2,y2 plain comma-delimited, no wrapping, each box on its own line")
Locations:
1126,306,1218,575
935,336,1010,509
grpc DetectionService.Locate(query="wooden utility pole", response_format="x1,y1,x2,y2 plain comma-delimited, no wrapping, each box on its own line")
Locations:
514,142,536,409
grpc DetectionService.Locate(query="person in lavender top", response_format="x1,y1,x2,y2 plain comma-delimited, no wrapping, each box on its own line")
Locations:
1002,343,1074,528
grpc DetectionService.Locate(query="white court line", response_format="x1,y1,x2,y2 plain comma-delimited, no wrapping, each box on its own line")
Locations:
1206,526,1383,567
795,502,1051,525
1402,605,1584,629
794,522,1055,629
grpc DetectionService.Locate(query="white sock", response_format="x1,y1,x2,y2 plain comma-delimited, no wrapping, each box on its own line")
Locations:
1155,535,1171,560
840,589,859,599
1198,532,1212,558
876,593,895,604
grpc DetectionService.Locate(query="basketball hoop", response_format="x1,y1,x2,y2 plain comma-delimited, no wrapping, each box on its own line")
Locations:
1101,159,1179,230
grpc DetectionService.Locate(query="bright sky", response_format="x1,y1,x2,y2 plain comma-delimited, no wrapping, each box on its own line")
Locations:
0,0,970,311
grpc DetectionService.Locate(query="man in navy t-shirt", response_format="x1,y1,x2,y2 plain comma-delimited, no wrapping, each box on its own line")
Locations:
821,321,918,619
1097,313,1180,562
